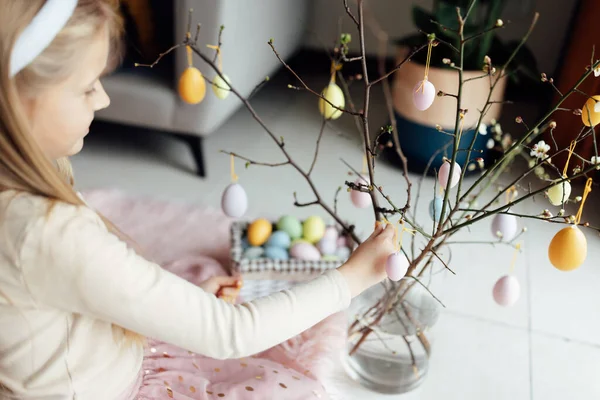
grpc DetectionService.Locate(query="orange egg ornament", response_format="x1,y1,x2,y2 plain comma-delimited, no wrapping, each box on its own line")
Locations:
548,225,587,271
178,67,206,104
581,95,600,127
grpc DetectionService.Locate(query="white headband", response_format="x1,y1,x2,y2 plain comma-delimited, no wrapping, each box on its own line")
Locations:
9,0,78,78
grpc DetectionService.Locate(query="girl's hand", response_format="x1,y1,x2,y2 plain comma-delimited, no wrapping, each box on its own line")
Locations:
199,276,243,303
337,222,397,297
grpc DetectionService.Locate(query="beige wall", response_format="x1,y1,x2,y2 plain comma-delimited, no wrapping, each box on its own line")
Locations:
304,0,578,74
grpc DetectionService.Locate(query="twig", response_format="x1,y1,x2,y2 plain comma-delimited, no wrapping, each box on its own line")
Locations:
334,186,342,215
248,76,271,99
429,249,456,275
308,118,328,176
409,276,446,308
463,24,504,43
370,44,429,86
134,44,183,68
212,25,224,63
221,151,290,167
343,0,359,26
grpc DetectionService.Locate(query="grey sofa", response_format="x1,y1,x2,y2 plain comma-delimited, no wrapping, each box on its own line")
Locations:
96,0,309,176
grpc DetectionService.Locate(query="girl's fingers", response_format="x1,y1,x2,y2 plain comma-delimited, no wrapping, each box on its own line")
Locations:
218,287,241,299
212,275,243,288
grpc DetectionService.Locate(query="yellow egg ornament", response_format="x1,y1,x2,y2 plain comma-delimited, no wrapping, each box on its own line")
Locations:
178,66,206,105
318,82,345,120
547,180,571,206
581,95,600,127
548,225,587,271
247,218,273,246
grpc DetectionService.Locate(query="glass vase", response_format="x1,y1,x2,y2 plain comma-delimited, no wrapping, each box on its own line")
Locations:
342,277,442,394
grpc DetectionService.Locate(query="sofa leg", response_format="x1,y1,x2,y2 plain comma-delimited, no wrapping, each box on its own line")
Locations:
179,134,206,177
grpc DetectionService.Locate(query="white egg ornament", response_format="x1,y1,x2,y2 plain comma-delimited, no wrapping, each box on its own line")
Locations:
212,74,231,100
318,82,345,120
438,162,461,189
386,252,410,281
221,183,248,218
350,176,372,209
492,275,520,306
491,213,519,241
412,79,436,111
547,180,572,206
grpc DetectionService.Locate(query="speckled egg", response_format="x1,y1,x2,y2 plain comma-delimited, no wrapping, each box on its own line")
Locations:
243,246,264,260
438,162,461,189
303,216,326,244
317,238,337,256
386,252,410,281
276,216,303,240
492,275,520,306
548,225,587,271
264,246,289,260
491,214,518,241
290,242,321,261
247,218,273,246
221,183,248,218
412,79,436,111
547,181,572,206
266,231,291,249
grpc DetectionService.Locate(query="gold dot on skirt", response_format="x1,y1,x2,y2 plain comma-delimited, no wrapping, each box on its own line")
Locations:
190,386,196,393
240,362,248,367
178,376,184,383
273,370,279,374
218,394,225,398
192,362,199,370
245,386,254,391
255,375,263,380
206,390,213,395
279,383,288,389
292,376,300,380
166,387,174,398
214,367,221,372
163,381,170,387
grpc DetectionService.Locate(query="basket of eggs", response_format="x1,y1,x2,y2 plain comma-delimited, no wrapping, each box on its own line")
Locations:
230,215,356,301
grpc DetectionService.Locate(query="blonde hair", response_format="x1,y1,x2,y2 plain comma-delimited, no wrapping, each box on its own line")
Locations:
0,0,144,345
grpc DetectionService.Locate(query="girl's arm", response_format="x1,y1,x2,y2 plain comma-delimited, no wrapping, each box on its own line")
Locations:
18,202,353,359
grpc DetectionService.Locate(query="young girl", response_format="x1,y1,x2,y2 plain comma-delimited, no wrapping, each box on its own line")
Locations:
0,1,396,399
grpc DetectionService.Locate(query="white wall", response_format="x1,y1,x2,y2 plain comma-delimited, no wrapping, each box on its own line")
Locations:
304,0,578,74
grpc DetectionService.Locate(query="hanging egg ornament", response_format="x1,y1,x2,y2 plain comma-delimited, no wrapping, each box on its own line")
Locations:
438,162,461,189
547,180,572,206
178,67,206,104
318,82,345,120
429,196,445,222
212,74,231,100
350,176,372,209
221,183,248,218
386,252,410,282
412,79,436,111
581,95,600,127
548,225,587,271
492,275,520,306
491,213,519,241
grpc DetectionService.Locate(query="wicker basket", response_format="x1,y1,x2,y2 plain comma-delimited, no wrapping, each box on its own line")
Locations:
230,220,354,301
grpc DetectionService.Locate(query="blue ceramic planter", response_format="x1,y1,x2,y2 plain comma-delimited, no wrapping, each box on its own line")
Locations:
382,110,492,175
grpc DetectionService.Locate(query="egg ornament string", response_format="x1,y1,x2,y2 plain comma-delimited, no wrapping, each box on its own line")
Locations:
350,155,373,209
548,177,593,271
412,36,436,111
206,44,231,100
318,61,345,120
221,154,248,218
493,243,522,307
547,141,575,206
491,187,519,241
385,219,414,282
178,32,206,104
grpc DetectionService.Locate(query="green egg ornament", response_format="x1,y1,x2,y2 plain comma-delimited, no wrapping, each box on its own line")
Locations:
303,216,326,244
212,74,231,100
547,180,572,206
276,215,303,240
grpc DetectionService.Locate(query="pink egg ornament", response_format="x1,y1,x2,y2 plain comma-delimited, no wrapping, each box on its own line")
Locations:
492,275,520,307
438,162,461,189
290,242,322,261
386,252,410,282
324,226,339,241
317,237,337,256
221,183,248,218
350,176,372,209
412,79,436,111
491,213,519,241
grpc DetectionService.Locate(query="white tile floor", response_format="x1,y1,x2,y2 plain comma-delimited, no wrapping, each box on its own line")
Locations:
73,72,600,400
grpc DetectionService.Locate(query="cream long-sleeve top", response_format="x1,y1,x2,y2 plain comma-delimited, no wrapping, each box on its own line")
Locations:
0,191,352,399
